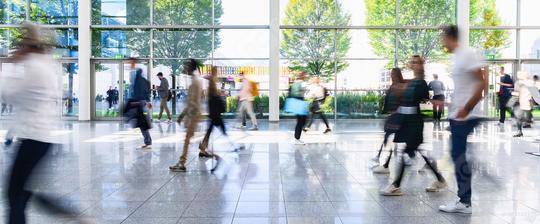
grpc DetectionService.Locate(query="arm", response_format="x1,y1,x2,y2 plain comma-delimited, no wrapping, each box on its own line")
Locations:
457,68,487,119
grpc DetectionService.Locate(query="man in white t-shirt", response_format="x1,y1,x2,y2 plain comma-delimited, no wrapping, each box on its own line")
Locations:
439,25,487,214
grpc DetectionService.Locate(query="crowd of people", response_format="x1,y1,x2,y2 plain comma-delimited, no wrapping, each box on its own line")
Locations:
3,22,540,223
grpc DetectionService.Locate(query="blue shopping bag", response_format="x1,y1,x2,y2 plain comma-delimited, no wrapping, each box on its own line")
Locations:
284,98,309,115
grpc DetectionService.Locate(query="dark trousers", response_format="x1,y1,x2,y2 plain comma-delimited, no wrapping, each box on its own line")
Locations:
517,110,531,134
7,139,72,224
295,115,307,140
306,112,330,129
499,96,510,123
391,143,445,188
450,119,480,205
200,117,227,151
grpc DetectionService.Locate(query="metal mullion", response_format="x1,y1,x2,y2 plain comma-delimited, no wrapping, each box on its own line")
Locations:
91,25,269,30
517,0,522,68
26,0,30,21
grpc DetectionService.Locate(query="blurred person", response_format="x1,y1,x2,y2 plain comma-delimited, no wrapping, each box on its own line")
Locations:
303,76,331,134
286,72,309,145
380,55,446,196
113,86,119,105
236,71,258,130
439,25,487,214
1,103,12,115
513,71,533,137
170,59,203,172
429,74,446,122
155,72,172,123
497,66,513,125
1,22,82,224
125,58,152,149
198,67,241,158
372,68,406,173
106,86,114,111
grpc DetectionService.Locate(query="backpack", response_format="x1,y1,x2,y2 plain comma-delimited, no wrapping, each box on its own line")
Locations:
289,81,304,99
250,81,259,97
323,87,329,100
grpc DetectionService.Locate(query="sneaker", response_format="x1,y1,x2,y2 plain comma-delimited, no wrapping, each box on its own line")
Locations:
323,128,332,134
439,201,472,214
380,184,403,196
294,139,306,145
425,181,447,192
513,133,523,137
303,128,309,132
169,164,187,172
5,138,13,146
372,165,390,174
198,151,214,158
524,124,532,128
138,145,152,150
248,125,259,131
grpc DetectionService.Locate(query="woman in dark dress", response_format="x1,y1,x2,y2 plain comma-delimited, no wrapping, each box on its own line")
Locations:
380,55,446,196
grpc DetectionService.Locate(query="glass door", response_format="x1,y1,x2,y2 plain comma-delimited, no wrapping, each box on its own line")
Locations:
59,60,79,118
486,61,516,118
91,60,149,120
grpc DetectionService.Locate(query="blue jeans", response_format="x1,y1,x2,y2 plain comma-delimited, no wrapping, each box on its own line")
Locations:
128,100,152,146
141,128,152,145
450,118,480,205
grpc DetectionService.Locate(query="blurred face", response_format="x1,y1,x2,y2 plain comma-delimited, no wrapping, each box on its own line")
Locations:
183,62,193,75
441,35,457,53
409,57,425,76
129,60,136,69
499,67,505,75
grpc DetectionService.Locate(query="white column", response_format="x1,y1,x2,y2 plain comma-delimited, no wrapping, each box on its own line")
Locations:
78,0,91,121
269,0,280,122
457,0,470,48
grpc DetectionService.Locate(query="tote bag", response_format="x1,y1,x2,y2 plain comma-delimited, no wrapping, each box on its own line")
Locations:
284,98,309,115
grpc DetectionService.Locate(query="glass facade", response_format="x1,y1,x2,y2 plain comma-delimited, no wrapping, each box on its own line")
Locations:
1,0,540,120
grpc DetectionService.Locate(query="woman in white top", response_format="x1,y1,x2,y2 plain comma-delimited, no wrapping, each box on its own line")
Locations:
303,76,331,133
513,71,533,137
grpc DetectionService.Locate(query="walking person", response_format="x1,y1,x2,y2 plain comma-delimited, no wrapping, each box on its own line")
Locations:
429,74,446,122
286,72,309,145
380,55,447,196
125,58,152,149
439,25,487,214
170,59,203,172
1,22,82,224
106,86,114,111
513,71,533,137
372,68,406,173
303,76,331,134
155,72,172,123
497,66,513,125
236,71,258,130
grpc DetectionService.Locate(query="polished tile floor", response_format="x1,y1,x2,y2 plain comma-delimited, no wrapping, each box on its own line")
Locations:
0,119,540,224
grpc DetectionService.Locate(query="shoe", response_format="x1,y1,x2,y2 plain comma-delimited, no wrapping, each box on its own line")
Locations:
198,151,214,158
138,145,152,150
439,201,472,214
372,165,390,174
426,181,447,192
5,138,13,146
294,139,306,145
323,129,332,134
380,184,403,196
169,164,187,172
497,122,504,126
524,124,532,128
236,125,247,130
303,128,309,132
248,126,258,131
513,133,523,137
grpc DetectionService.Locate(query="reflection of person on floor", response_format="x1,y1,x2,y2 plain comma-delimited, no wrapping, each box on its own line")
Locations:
513,71,533,137
106,86,114,110
428,74,445,122
126,58,152,149
1,22,82,223
380,55,446,196
170,59,203,172
303,76,331,134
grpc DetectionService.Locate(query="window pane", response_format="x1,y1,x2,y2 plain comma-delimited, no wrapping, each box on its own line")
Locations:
91,29,150,58
280,0,351,26
399,0,456,26
348,29,394,59
31,0,78,25
397,29,448,64
470,29,515,59
471,0,516,26
0,0,26,24
0,28,20,57
92,0,150,25
154,0,212,25
62,63,79,117
214,29,269,58
520,0,540,26
220,0,268,25
153,30,213,59
520,30,540,59
55,29,78,58
362,0,396,26
280,29,337,60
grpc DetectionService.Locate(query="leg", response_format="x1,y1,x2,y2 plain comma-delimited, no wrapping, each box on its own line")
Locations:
140,128,152,146
377,132,392,159
319,112,330,129
158,98,166,120
199,120,215,152
7,140,51,224
450,119,478,205
245,101,258,127
391,153,406,188
382,147,393,168
237,101,246,126
164,99,172,120
294,115,307,140
432,102,438,120
499,97,508,123
179,122,196,167
305,112,315,129
420,154,445,182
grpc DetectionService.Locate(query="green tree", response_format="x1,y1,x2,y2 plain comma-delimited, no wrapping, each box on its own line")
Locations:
365,0,510,65
281,0,351,80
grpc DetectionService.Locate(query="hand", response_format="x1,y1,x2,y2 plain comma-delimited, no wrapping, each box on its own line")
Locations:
456,107,469,120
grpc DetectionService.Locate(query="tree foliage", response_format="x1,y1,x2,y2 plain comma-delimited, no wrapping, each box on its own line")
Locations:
281,0,351,80
365,0,511,65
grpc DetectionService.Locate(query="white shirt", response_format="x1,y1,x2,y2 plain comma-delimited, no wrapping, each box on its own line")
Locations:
0,53,62,143
448,46,485,120
305,84,325,101
516,80,533,111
